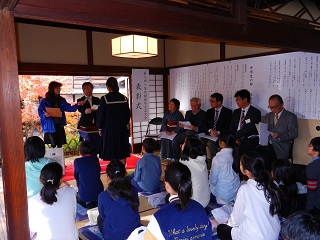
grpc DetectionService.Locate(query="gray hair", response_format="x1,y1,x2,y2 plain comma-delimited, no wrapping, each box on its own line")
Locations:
190,97,201,104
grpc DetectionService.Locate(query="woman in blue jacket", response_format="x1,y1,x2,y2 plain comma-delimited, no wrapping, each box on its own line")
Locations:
38,81,85,148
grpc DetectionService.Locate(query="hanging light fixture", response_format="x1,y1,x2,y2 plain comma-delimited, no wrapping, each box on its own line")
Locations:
112,34,158,58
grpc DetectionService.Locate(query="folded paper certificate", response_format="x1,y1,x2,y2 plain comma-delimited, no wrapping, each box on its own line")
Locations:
45,107,62,117
159,131,177,140
178,121,192,129
211,205,233,224
91,104,99,111
196,132,218,142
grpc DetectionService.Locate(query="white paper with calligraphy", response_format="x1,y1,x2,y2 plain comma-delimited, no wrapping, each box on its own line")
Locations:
132,69,150,122
170,52,320,120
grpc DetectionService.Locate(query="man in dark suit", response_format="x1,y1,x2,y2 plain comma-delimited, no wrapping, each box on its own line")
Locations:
201,93,232,159
77,82,100,139
256,94,298,170
172,97,206,160
230,89,261,173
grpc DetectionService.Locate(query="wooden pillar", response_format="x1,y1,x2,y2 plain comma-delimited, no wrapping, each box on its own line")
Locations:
220,42,226,61
86,30,93,66
232,0,247,25
0,9,30,240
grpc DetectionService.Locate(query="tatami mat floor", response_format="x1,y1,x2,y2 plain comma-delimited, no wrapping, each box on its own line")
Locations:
0,154,165,239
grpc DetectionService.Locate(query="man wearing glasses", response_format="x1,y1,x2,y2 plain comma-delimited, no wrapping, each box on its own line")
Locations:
230,89,261,174
201,93,232,159
258,94,298,170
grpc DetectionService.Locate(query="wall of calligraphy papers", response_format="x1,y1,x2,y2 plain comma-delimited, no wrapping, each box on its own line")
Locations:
170,52,320,120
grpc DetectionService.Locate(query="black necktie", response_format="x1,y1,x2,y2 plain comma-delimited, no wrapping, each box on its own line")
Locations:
212,110,219,130
239,110,245,129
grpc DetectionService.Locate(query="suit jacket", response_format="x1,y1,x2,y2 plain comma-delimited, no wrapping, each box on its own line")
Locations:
204,106,232,135
77,95,100,128
184,109,206,134
230,105,261,139
263,109,298,159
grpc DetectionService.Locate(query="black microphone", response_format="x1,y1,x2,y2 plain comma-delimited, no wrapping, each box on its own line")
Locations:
316,126,320,131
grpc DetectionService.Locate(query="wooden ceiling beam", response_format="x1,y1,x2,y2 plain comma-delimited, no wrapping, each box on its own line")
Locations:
13,0,320,52
0,0,19,10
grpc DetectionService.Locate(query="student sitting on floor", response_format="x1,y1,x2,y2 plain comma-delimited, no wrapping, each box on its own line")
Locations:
306,137,320,212
28,162,78,240
179,136,211,208
271,159,298,219
98,160,140,240
25,136,56,198
217,151,282,240
209,132,240,205
144,161,212,240
74,141,104,209
131,138,161,193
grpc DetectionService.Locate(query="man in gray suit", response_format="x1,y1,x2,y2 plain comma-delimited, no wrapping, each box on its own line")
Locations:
258,94,298,169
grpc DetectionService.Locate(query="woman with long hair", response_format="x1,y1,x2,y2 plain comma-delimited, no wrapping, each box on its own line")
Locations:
144,161,212,239
217,151,282,240
98,160,140,240
38,81,85,148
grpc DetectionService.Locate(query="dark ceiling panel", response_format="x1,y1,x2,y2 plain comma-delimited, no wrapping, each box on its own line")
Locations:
12,0,320,52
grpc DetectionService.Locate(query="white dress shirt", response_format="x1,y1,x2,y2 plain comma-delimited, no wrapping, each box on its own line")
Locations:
228,179,280,240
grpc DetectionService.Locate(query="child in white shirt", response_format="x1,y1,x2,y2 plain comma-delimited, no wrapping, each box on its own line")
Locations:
209,132,240,204
28,162,78,240
217,151,282,240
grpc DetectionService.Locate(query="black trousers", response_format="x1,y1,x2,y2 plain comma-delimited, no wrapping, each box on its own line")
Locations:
217,224,233,240
172,130,198,160
199,138,219,159
233,137,259,174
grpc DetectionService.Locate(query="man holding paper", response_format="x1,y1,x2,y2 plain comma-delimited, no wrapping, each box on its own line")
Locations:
201,93,232,159
172,97,206,160
257,94,298,169
77,82,100,131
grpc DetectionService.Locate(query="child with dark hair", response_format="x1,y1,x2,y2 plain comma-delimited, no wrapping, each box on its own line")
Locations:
28,162,78,239
145,161,211,239
272,159,298,218
281,210,320,240
74,141,103,209
24,136,56,198
217,151,282,240
131,138,161,193
306,137,320,212
98,160,140,240
180,136,210,207
209,132,240,204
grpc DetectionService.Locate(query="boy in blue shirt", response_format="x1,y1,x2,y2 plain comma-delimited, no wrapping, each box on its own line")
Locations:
131,138,161,193
306,137,320,212
74,141,104,208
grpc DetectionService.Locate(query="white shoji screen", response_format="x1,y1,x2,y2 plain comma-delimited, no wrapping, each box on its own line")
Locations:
132,74,164,144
